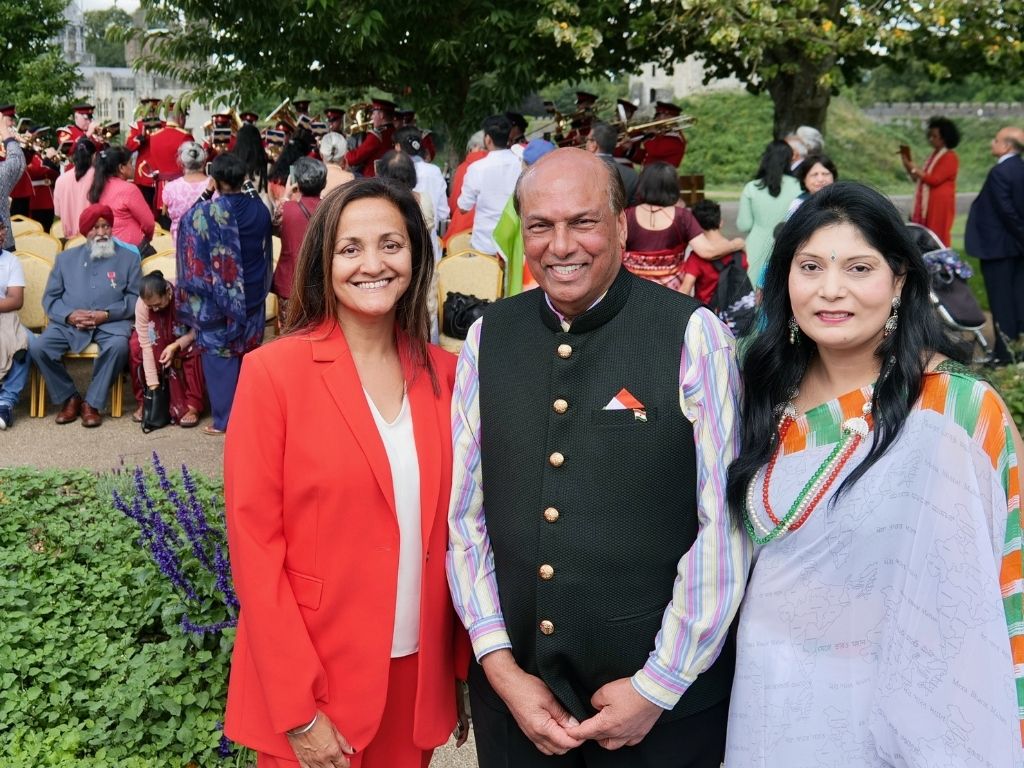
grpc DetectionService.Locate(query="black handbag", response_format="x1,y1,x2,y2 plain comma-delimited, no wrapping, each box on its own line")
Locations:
141,373,171,433
442,291,491,340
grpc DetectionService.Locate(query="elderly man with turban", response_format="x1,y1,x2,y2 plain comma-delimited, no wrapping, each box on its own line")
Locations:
29,203,141,427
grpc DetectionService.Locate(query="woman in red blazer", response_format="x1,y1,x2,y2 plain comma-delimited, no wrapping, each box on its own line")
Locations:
224,177,468,768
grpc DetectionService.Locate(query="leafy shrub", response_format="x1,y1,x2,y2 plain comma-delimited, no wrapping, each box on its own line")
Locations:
0,460,249,767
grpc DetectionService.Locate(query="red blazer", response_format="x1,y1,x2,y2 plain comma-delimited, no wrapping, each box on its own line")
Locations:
223,321,465,758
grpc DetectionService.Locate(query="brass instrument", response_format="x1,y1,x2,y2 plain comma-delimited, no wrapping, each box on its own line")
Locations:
263,98,297,132
620,114,695,138
343,102,374,135
98,120,120,140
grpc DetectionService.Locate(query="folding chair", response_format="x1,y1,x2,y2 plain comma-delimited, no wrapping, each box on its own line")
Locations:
15,251,51,418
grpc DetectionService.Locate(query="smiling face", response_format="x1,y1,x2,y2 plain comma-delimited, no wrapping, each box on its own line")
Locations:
803,162,834,195
788,222,904,355
331,197,412,326
520,149,626,319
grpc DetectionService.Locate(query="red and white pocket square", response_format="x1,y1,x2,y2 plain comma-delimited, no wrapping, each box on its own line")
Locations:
603,388,647,421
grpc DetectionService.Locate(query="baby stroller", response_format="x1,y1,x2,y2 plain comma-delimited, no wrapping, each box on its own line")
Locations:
906,223,995,364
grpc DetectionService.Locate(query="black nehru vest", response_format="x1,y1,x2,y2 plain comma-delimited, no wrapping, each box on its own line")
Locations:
477,267,734,722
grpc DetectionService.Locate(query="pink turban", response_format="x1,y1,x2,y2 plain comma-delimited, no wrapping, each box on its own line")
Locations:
79,204,113,236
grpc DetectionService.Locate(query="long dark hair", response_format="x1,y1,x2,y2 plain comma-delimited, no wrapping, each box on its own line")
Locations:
269,133,315,185
73,138,97,181
635,161,680,207
285,177,438,392
231,124,268,192
88,146,131,203
754,140,793,197
726,182,968,519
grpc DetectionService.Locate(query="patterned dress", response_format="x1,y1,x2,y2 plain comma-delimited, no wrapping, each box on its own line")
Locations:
727,366,1024,766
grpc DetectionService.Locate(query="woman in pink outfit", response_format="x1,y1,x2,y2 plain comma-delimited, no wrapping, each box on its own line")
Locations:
53,139,97,238
162,142,209,245
89,146,155,250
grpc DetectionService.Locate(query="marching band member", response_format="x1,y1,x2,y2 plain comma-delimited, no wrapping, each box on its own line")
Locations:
239,111,260,127
324,106,344,135
560,90,598,147
343,97,396,178
26,143,60,232
58,105,104,150
124,98,165,211
641,101,687,169
203,113,238,159
612,98,645,165
142,102,194,217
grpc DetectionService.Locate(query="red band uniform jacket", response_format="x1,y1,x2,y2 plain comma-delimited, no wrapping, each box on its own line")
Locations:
223,320,466,759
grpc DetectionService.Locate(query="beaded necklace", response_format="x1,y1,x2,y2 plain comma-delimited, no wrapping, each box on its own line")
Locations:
744,390,874,546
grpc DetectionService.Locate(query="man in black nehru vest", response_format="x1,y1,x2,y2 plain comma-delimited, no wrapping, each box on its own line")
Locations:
447,148,750,767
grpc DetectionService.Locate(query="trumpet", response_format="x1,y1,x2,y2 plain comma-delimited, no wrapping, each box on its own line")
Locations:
97,120,121,140
619,114,695,138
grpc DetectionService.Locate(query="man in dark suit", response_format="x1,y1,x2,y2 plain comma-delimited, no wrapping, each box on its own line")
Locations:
587,122,638,207
965,126,1024,364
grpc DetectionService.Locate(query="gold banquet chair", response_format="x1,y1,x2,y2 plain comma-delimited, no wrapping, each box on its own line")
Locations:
63,234,87,251
10,215,43,238
141,250,177,280
15,232,61,263
50,218,64,240
436,249,504,354
445,231,473,258
15,251,51,418
148,233,174,254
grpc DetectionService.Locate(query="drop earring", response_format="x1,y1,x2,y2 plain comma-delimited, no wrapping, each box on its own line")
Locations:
788,316,800,345
883,296,900,337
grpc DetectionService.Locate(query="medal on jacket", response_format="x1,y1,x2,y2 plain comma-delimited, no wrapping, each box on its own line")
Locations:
107,271,117,288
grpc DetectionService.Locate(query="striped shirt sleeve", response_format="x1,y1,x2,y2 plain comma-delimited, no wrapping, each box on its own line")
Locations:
631,307,752,709
445,318,513,659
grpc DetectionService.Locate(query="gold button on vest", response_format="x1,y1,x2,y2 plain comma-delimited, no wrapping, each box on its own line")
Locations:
538,564,554,580
549,451,564,467
553,398,568,414
539,619,555,635
557,343,572,359
543,506,559,522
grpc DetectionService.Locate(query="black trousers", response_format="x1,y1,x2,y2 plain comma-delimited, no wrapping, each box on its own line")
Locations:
980,256,1024,361
469,665,728,768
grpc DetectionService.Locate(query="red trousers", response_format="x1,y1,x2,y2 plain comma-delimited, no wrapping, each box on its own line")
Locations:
256,653,432,768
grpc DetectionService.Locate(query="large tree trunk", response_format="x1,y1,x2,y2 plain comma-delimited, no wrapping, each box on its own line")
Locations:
767,62,833,138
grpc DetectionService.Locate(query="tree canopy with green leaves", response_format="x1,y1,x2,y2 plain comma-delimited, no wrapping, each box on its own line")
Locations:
0,0,78,130
644,0,1024,136
126,0,667,155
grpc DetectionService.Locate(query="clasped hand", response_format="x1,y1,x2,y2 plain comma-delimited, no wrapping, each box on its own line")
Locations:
67,309,107,330
564,677,663,751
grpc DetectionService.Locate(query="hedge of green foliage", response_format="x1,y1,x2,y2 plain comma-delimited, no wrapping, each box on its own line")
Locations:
0,462,248,767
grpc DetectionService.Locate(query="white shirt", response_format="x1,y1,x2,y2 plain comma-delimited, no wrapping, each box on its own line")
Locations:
458,148,522,255
0,250,25,300
365,391,423,657
412,156,450,226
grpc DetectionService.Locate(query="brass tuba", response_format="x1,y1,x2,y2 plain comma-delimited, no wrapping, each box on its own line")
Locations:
263,98,297,132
